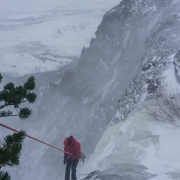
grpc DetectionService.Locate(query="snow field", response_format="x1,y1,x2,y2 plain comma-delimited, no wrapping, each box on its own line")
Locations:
0,0,121,76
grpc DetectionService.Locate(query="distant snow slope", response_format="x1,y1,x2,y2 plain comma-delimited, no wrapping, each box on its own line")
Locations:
0,0,121,76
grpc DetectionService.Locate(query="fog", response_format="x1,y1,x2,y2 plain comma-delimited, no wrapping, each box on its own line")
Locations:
0,0,122,78
0,0,121,179
1,0,180,180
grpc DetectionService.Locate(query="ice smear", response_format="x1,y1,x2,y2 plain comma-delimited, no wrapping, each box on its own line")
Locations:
79,106,180,180
163,55,180,92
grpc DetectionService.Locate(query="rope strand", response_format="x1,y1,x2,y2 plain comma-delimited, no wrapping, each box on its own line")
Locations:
56,164,66,180
0,122,71,155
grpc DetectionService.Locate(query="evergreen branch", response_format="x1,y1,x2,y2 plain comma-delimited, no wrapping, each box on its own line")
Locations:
19,108,31,119
0,103,14,110
0,110,12,118
0,74,36,179
0,108,31,119
0,73,2,84
3,83,14,91
25,93,37,103
0,114,19,118
0,131,26,168
0,171,10,180
0,100,28,110
24,76,35,90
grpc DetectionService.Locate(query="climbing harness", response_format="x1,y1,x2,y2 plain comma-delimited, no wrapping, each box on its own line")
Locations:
80,152,86,162
0,122,71,155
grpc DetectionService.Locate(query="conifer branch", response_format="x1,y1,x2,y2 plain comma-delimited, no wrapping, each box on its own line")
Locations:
0,131,26,168
0,76,36,119
0,74,37,180
0,171,10,180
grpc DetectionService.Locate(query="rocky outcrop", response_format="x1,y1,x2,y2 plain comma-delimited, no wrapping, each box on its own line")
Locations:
109,0,180,125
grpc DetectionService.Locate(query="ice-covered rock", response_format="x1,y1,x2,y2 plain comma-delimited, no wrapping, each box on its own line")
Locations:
79,105,180,180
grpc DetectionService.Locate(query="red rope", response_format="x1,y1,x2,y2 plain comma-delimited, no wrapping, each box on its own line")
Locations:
0,122,71,155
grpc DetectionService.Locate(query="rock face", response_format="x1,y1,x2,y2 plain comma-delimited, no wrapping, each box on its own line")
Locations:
3,0,180,179
77,0,180,127
107,0,180,124
55,0,180,156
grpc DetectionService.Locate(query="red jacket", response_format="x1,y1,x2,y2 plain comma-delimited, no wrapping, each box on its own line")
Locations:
64,136,81,160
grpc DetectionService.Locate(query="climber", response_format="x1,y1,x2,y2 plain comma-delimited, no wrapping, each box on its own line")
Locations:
63,136,81,180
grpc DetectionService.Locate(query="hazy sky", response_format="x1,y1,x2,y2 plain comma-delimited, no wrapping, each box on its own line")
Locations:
0,0,121,17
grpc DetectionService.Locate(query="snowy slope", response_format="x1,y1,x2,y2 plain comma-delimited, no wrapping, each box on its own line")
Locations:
0,0,121,76
79,106,180,180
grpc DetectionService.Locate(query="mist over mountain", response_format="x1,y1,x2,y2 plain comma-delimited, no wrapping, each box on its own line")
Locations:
0,0,120,76
1,0,180,180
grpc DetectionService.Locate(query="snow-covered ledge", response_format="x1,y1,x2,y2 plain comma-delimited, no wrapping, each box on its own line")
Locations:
79,106,180,180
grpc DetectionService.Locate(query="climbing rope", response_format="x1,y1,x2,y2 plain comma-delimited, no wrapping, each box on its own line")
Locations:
0,122,73,180
0,122,71,155
56,164,66,180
